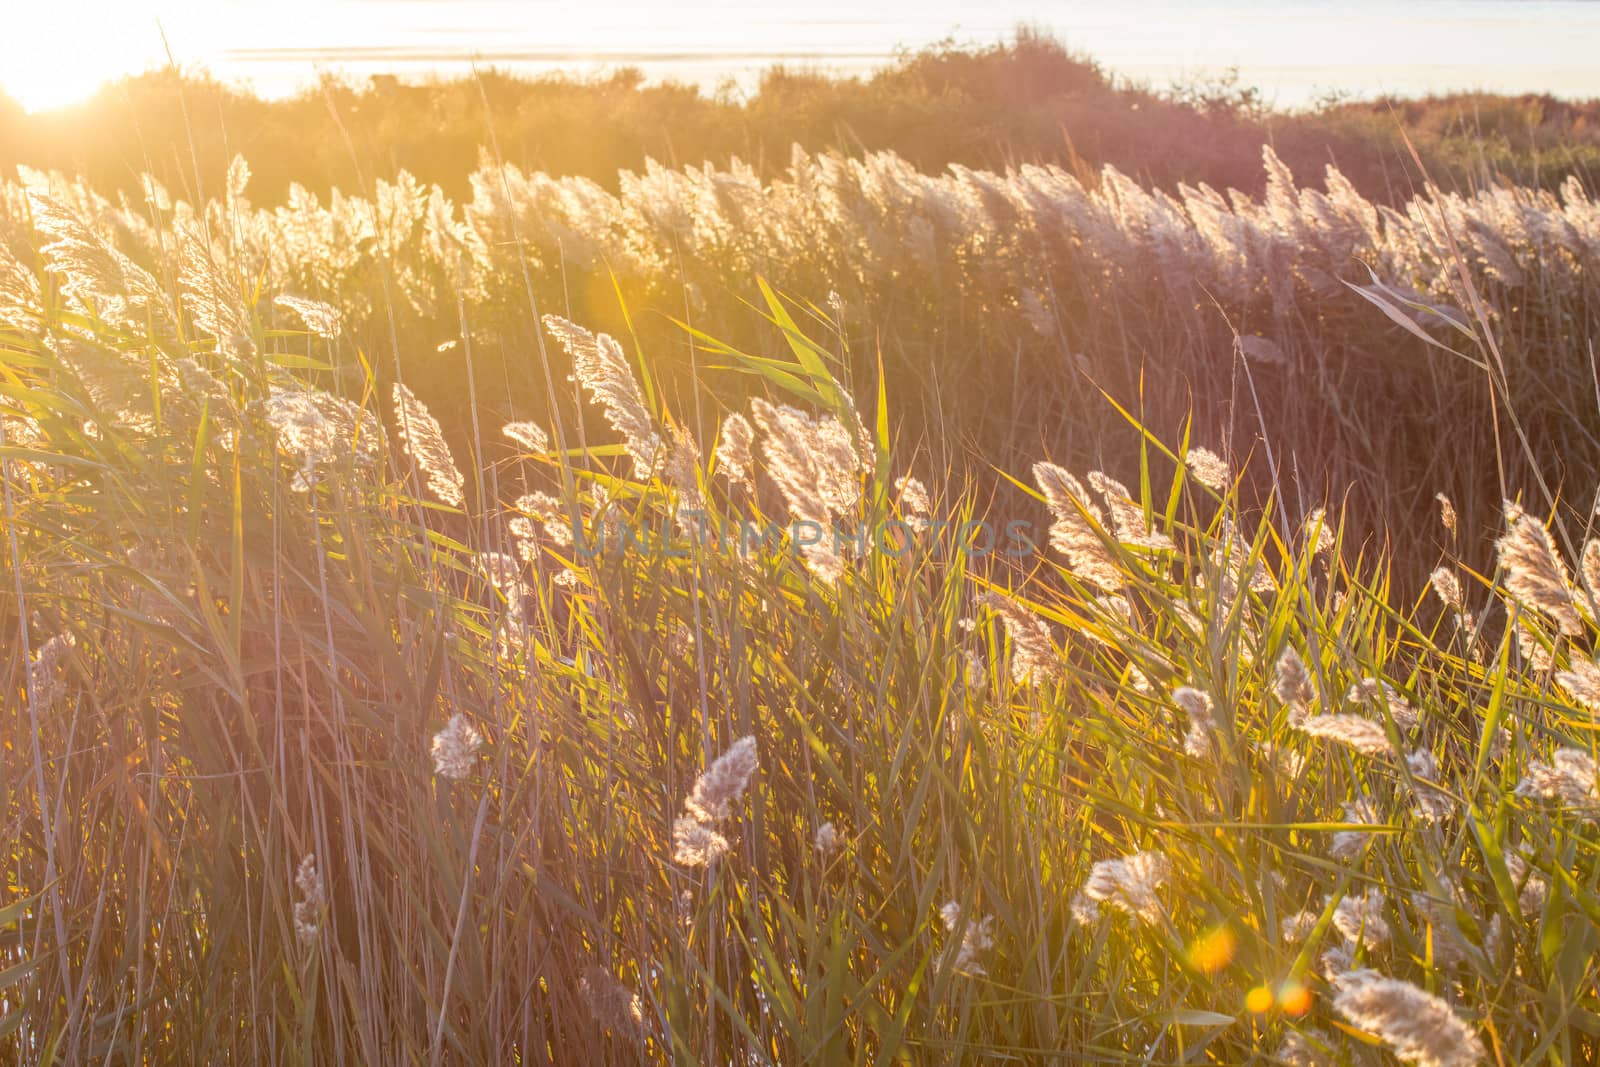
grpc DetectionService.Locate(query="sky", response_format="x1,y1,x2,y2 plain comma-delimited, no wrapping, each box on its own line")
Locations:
3,0,1599,112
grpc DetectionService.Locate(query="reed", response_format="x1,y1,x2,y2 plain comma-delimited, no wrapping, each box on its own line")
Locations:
1,142,1598,1065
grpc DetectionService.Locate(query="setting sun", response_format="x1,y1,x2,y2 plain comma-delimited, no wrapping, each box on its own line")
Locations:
0,4,173,110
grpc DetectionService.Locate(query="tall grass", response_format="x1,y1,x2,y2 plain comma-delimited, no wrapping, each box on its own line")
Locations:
2,182,1599,1063
5,143,1596,580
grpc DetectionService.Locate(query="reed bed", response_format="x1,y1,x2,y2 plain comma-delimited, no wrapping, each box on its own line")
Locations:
5,145,1598,573
0,155,1598,1064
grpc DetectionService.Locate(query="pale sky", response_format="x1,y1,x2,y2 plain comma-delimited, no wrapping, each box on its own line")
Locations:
4,0,1598,112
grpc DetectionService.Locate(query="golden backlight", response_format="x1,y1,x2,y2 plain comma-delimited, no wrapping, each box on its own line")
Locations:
0,2,197,111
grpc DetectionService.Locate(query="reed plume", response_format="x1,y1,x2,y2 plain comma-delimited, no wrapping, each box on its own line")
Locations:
672,815,730,868
977,590,1061,686
393,383,466,508
579,966,647,1043
1071,851,1171,925
502,420,550,454
27,633,74,710
894,474,932,522
542,315,662,479
1514,748,1599,812
1295,713,1392,756
274,294,341,339
673,736,758,868
1273,646,1315,724
1428,566,1475,631
292,854,325,944
431,713,483,780
1088,470,1173,551
1556,655,1600,717
750,398,861,582
713,412,755,488
1583,539,1600,611
1496,505,1582,635
1173,686,1216,758
684,736,759,822
1032,461,1122,592
1183,447,1230,492
1331,888,1391,949
938,902,995,977
1436,494,1458,539
1331,972,1485,1067
1345,679,1420,730
1330,796,1380,862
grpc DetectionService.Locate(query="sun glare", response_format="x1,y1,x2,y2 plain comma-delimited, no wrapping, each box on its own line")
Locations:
0,3,184,112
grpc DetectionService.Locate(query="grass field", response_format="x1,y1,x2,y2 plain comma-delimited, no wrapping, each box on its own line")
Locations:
3,44,1600,1066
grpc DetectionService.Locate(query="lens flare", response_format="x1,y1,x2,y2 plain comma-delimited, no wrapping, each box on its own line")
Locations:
1186,924,1237,975
1278,980,1313,1016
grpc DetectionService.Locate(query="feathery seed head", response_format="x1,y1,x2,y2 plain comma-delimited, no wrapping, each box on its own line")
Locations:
1295,713,1392,756
1582,538,1600,610
1071,850,1171,925
750,398,861,581
1436,494,1458,538
1330,796,1380,862
477,551,530,606
1504,851,1548,915
1346,679,1420,730
1274,1029,1333,1067
1405,749,1454,822
1514,748,1599,812
1274,646,1315,722
1032,461,1124,591
1428,566,1477,631
1280,909,1321,944
714,412,755,487
1555,655,1600,717
393,383,465,508
515,492,575,547
1429,567,1464,610
671,815,729,867
178,229,254,357
1303,507,1335,558
938,901,995,977
1173,686,1217,758
1258,741,1308,779
1088,470,1173,551
258,386,382,491
431,713,483,780
1331,971,1485,1067
1496,506,1582,635
977,590,1061,686
543,315,662,479
579,967,647,1043
663,423,706,532
274,294,341,339
1513,615,1556,672
28,633,75,710
293,853,324,944
1292,713,1395,755
502,420,549,454
684,736,759,822
1184,447,1230,492
894,474,932,521
1331,888,1391,949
